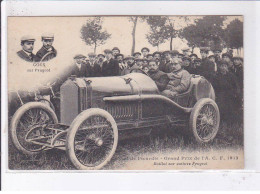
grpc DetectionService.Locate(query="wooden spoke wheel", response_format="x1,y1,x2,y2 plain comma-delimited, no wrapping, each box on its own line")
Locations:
66,108,118,170
10,102,58,155
189,98,220,143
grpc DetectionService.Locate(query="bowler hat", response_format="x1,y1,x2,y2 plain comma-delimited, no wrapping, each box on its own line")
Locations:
74,54,86,59
133,52,141,56
112,47,120,51
104,49,112,54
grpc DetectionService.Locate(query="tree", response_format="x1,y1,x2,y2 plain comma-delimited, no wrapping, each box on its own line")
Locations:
224,19,243,50
181,16,226,52
81,17,111,53
128,16,146,55
146,16,168,50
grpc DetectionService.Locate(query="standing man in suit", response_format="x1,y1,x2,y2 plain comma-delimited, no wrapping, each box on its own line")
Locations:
70,54,87,77
17,35,36,62
141,47,150,59
36,33,57,62
86,52,102,77
102,49,120,76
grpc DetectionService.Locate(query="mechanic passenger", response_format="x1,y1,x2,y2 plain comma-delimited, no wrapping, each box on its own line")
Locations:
148,60,169,92
17,35,37,62
161,58,191,98
35,33,57,62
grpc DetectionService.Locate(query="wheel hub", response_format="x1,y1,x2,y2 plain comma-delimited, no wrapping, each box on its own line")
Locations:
95,138,103,147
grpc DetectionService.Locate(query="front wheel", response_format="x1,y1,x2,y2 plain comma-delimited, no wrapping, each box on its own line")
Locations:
66,108,118,170
10,102,58,155
189,98,220,143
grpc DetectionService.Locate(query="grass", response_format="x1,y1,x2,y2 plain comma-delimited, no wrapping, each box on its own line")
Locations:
8,120,243,170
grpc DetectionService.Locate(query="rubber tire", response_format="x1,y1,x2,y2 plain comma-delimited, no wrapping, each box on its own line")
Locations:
189,98,220,143
37,98,55,112
66,108,118,170
10,102,58,155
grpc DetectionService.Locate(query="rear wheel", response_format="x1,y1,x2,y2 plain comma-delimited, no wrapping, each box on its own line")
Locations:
189,98,220,143
66,108,118,170
10,102,58,155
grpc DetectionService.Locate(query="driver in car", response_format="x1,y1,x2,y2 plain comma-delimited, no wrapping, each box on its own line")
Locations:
148,59,169,92
162,58,191,98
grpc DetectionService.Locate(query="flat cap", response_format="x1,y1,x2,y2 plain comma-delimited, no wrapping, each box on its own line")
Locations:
232,55,243,61
200,47,210,52
222,53,232,59
170,50,179,55
208,55,216,59
162,50,170,55
104,49,113,54
194,58,202,62
21,35,35,42
115,53,124,58
74,54,86,59
88,52,96,57
141,47,150,52
181,47,190,51
133,52,141,56
182,56,191,61
42,33,54,40
135,58,143,62
112,47,120,51
124,55,134,60
153,51,161,56
189,54,198,58
97,54,105,58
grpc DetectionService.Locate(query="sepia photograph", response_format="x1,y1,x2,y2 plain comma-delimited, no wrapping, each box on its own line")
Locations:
7,15,244,170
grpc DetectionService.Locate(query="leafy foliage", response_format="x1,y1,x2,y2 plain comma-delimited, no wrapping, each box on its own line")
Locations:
81,17,111,53
181,16,226,50
224,19,243,49
145,16,168,49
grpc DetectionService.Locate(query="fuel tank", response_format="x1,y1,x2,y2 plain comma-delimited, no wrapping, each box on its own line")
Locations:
60,73,159,125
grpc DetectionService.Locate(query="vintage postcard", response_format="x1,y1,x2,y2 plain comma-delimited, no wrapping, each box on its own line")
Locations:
7,15,244,170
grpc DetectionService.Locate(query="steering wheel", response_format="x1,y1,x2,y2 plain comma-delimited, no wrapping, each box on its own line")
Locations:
130,68,149,76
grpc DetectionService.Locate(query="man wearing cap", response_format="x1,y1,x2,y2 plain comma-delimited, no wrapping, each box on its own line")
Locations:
214,60,241,122
162,58,191,98
208,55,218,72
102,49,119,76
121,55,140,75
85,52,102,77
146,54,153,61
115,54,127,75
17,35,37,62
70,54,88,77
222,53,234,70
148,59,169,92
212,47,222,64
182,57,192,72
159,50,171,72
135,58,143,69
232,56,243,89
36,33,57,62
141,47,150,58
133,52,142,59
199,47,216,82
112,47,120,58
182,47,190,57
189,54,198,63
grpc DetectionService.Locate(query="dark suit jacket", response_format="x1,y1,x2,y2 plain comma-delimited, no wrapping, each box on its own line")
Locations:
86,62,102,77
35,46,57,62
17,50,36,62
101,58,119,77
70,62,87,77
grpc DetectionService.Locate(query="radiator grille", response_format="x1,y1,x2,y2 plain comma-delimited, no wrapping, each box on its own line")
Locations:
104,103,138,121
